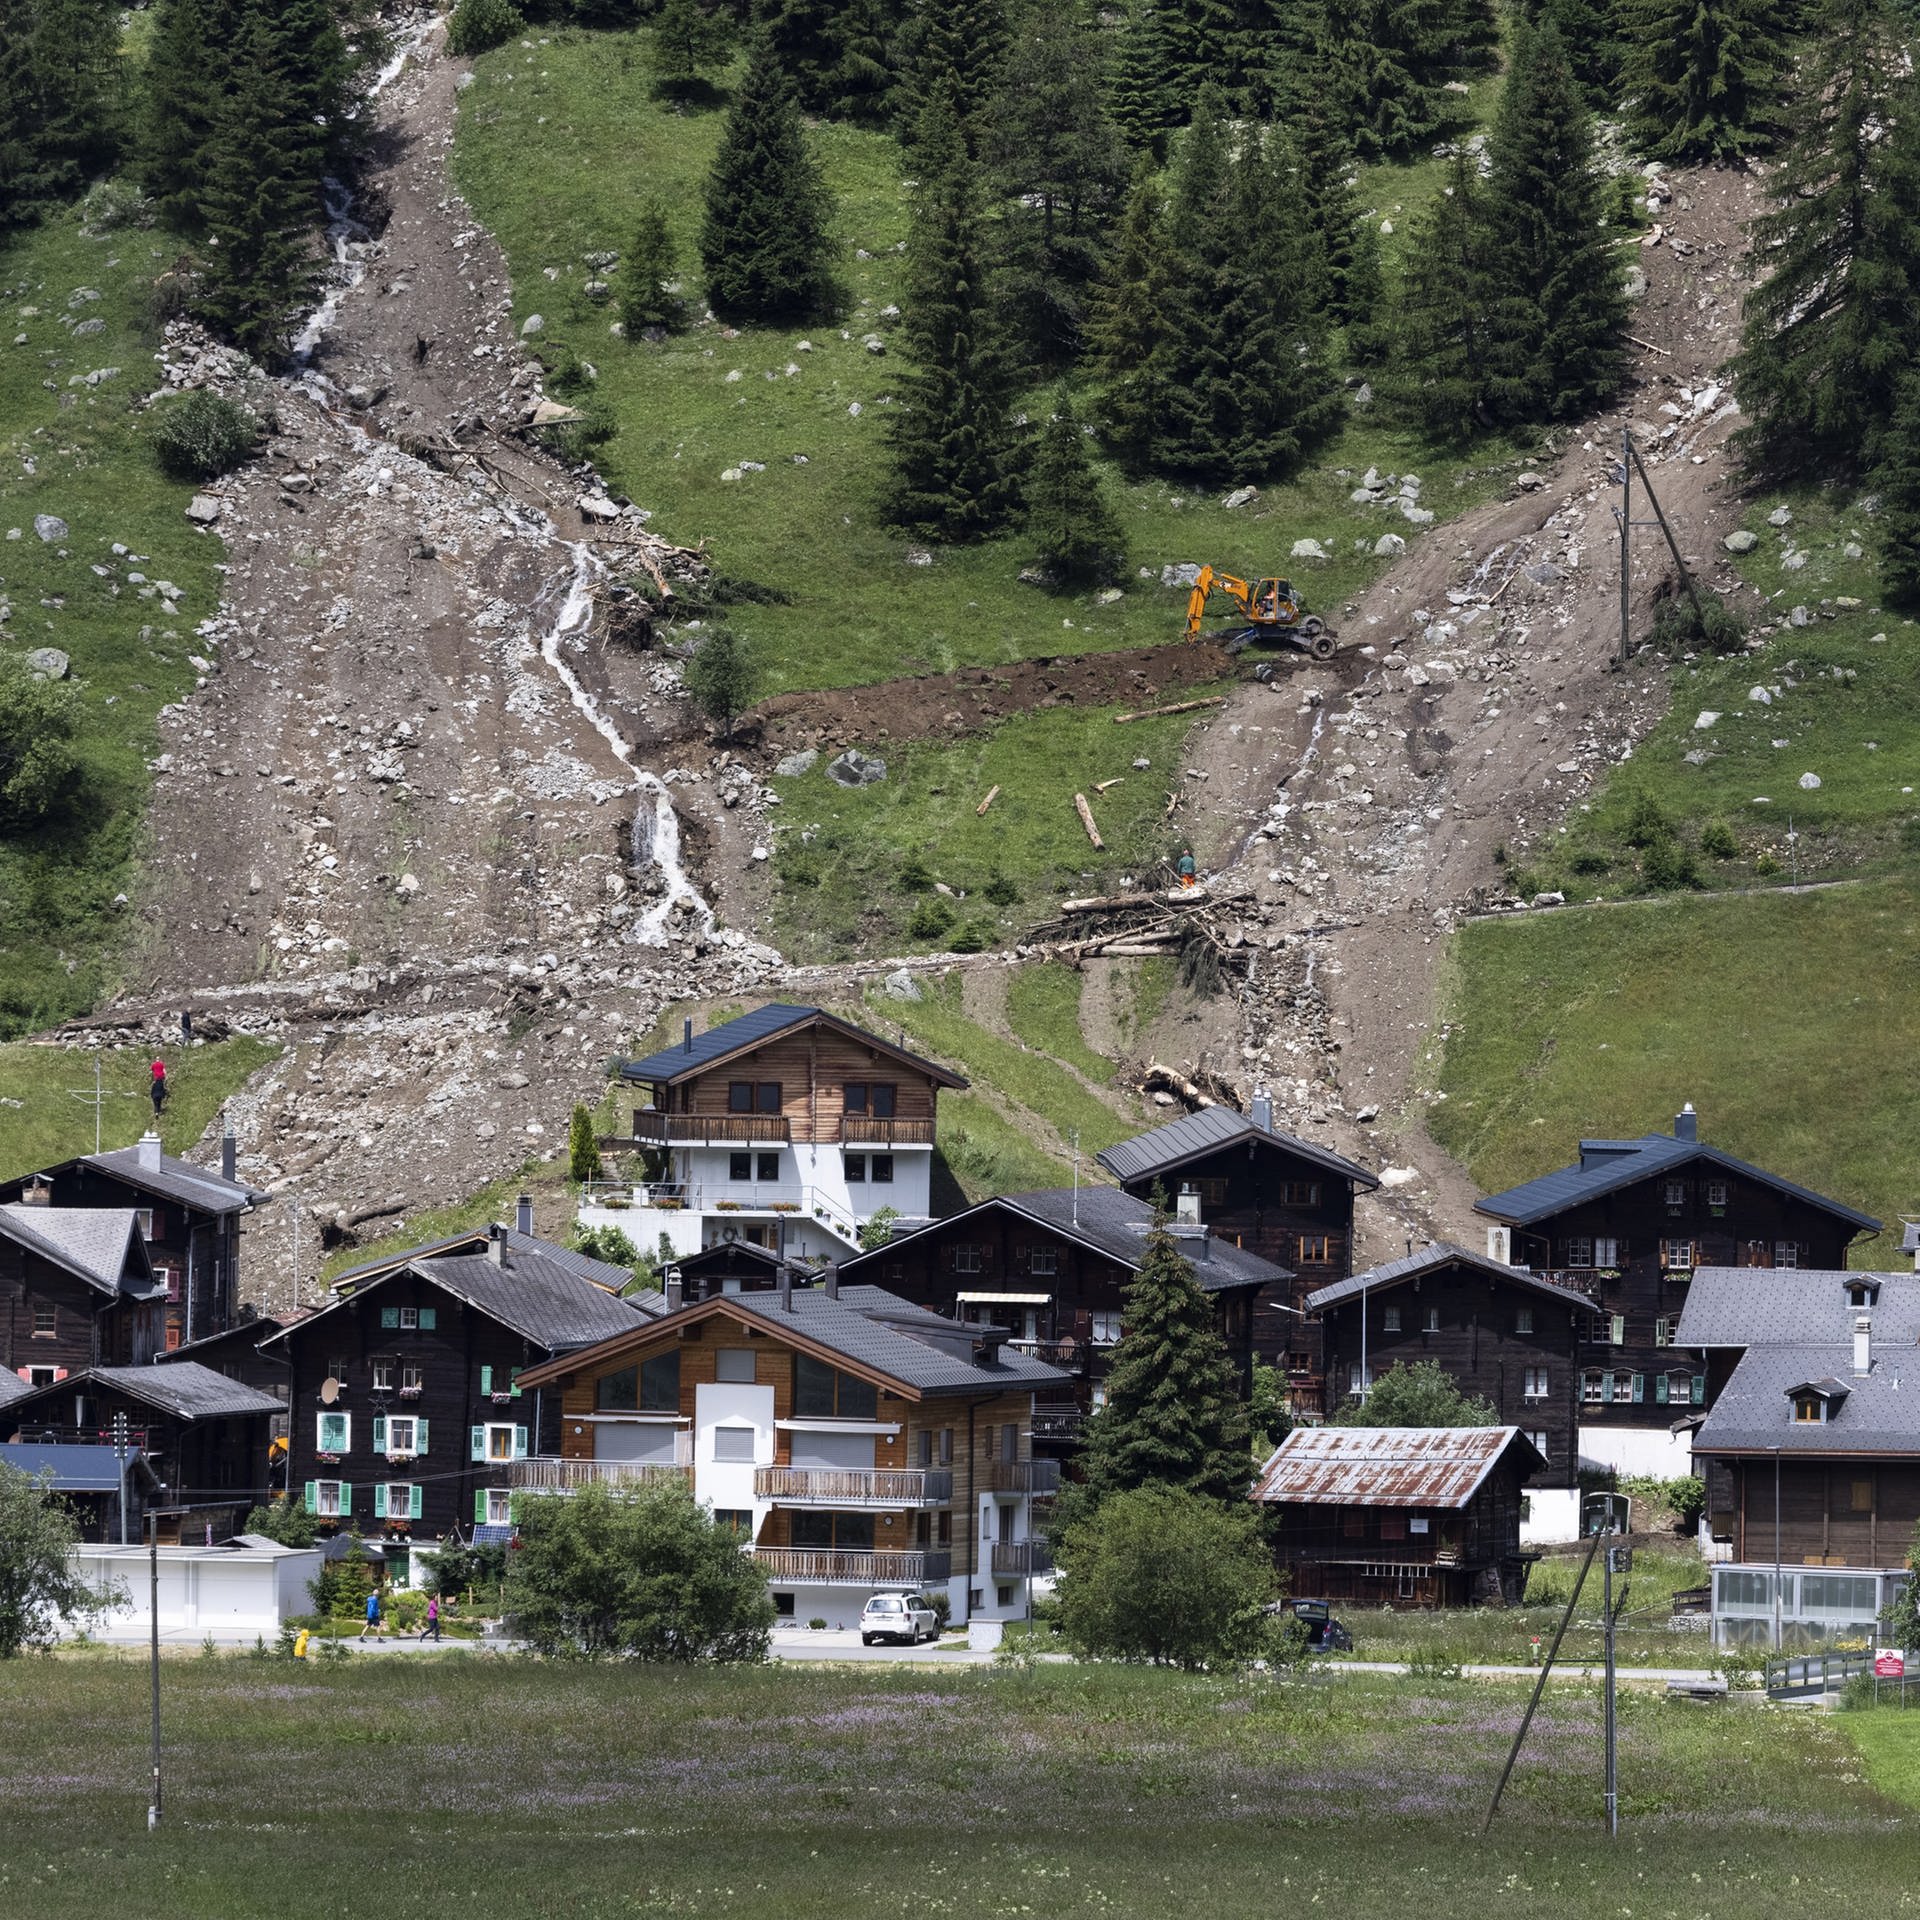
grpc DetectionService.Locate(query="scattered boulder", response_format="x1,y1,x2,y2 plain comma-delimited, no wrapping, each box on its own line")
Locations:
1290,538,1330,561
1223,486,1259,510
883,966,922,1002
185,494,222,525
1400,502,1435,526
394,872,420,898
1799,771,1822,789
774,748,818,777
826,748,887,787
1372,533,1407,558
577,494,622,520
33,514,66,542
1723,530,1759,554
1515,472,1546,491
520,313,544,337
24,648,69,680
1694,710,1720,730
1160,561,1203,589
1767,505,1792,527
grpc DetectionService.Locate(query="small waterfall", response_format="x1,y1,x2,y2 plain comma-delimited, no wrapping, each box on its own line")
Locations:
536,546,716,948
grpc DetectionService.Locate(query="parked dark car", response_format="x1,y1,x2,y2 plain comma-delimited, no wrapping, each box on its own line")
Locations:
1275,1597,1353,1654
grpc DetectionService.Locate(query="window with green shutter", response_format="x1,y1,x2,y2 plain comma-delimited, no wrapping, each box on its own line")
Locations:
1690,1375,1705,1405
480,1365,493,1395
304,1480,319,1514
372,1415,388,1453
418,1307,437,1330
415,1419,429,1454
474,1490,488,1523
510,1368,522,1398
410,1486,423,1520
471,1425,486,1461
381,1307,399,1329
374,1485,388,1519
1655,1374,1670,1405
513,1425,528,1459
1631,1374,1646,1403
317,1411,349,1453
338,1484,353,1515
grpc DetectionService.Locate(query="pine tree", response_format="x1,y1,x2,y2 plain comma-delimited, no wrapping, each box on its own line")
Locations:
763,0,892,122
1075,1219,1253,1511
274,0,355,209
653,0,732,99
142,0,241,229
1286,72,1360,323
698,29,836,322
982,9,1127,374
896,0,1008,154
1027,388,1126,586
1733,0,1920,476
1481,19,1627,424
1107,1,1181,162
620,199,685,333
1342,213,1388,363
1621,0,1791,163
4,0,125,221
1873,374,1920,609
1307,0,1478,162
195,4,316,359
1388,151,1496,441
884,79,1022,539
1089,159,1175,476
1525,0,1624,108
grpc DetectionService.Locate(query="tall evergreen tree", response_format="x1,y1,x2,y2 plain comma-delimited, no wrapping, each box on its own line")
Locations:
273,0,356,210
698,29,836,322
1871,372,1920,610
1621,0,1791,163
654,0,733,98
1524,0,1624,108
1075,1219,1253,1511
1733,0,1920,476
1089,159,1175,476
142,0,241,229
1310,0,1463,162
1481,19,1627,424
1388,152,1497,440
1107,0,1181,162
1026,388,1126,586
982,9,1127,374
3,0,124,221
884,80,1021,539
1342,214,1388,363
762,0,891,122
1285,71,1361,323
895,0,1007,153
620,198,686,333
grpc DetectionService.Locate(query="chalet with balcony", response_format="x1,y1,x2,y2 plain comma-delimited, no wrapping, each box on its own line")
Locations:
0,1360,283,1542
1678,1267,1920,1647
260,1220,652,1546
582,1004,966,1265
514,1272,1067,1629
835,1187,1287,1453
0,1129,267,1351
1254,1424,1544,1608
3,1203,165,1385
1474,1104,1878,1476
1096,1095,1377,1413
1308,1245,1586,1487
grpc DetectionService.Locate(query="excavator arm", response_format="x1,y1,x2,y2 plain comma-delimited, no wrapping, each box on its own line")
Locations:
1184,565,1257,639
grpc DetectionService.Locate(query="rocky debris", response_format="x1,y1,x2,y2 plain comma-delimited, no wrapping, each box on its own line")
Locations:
1767,505,1792,527
1515,472,1546,491
775,748,819,776
24,648,70,679
826,748,887,787
1161,562,1203,588
186,494,223,525
882,967,922,1002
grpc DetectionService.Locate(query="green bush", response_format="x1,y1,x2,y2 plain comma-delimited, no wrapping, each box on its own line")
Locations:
947,918,994,953
1623,791,1673,850
981,871,1020,906
243,1496,317,1548
1642,838,1700,890
388,1591,428,1633
446,0,525,56
568,1102,602,1182
148,389,262,481
1699,820,1740,860
1651,590,1747,657
0,658,81,829
907,898,955,941
896,855,935,893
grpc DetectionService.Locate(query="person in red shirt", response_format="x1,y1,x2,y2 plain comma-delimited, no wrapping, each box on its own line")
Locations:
150,1059,168,1118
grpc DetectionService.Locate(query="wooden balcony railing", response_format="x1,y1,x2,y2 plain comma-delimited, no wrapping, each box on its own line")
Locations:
755,1467,952,1506
991,1539,1056,1575
510,1457,692,1492
753,1547,951,1584
630,1110,792,1146
982,1458,1062,1495
838,1115,937,1146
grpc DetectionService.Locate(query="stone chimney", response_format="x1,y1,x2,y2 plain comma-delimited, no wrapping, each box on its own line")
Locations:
515,1194,533,1237
777,1263,792,1309
824,1262,840,1300
221,1123,237,1183
1854,1311,1873,1378
137,1131,163,1172
665,1274,684,1311
1251,1087,1273,1134
1674,1102,1699,1144
487,1222,507,1268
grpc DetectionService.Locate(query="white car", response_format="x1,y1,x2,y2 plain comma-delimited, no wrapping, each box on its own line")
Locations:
860,1591,939,1646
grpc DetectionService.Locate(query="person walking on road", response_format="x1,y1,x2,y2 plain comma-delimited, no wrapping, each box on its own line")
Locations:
422,1594,442,1643
360,1588,382,1639
150,1059,169,1119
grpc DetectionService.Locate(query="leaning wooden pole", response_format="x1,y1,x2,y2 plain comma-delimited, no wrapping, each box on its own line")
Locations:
1625,437,1709,629
1482,1526,1606,1835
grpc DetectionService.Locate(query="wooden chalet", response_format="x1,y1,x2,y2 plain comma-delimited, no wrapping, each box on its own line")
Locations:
1253,1425,1544,1609
1095,1096,1377,1413
0,1130,267,1350
515,1273,1067,1628
836,1187,1287,1451
2,1202,165,1384
1475,1104,1878,1475
1308,1244,1586,1486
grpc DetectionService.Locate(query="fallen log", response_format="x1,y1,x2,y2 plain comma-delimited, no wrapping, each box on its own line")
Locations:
1074,793,1105,849
1094,777,1125,792
1059,887,1198,915
1114,696,1225,724
975,784,1000,816
1142,1059,1217,1109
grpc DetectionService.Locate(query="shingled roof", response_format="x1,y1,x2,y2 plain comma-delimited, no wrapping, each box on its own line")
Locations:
619,1003,966,1089
80,1142,267,1215
1694,1342,1920,1456
1306,1242,1595,1314
2,1361,283,1423
0,1205,155,1297
0,1371,29,1408
1096,1102,1378,1189
331,1226,633,1296
1253,1425,1543,1508
1675,1267,1920,1351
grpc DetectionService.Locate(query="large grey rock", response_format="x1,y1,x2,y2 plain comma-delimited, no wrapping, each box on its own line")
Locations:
24,647,69,680
1372,533,1407,559
1723,530,1759,554
1223,486,1259,510
775,748,819,777
1160,562,1203,589
883,966,922,1002
1767,505,1792,527
1290,538,1330,561
33,514,67,542
1799,771,1822,789
185,494,222,525
827,748,887,787
1400,502,1436,526
520,313,544,337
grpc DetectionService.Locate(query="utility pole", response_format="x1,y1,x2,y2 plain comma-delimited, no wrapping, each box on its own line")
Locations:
1604,1538,1631,1838
1612,428,1710,667
113,1412,130,1546
148,1511,162,1830
67,1056,138,1154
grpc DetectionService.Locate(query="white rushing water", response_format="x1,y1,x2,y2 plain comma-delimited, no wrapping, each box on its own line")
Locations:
538,545,717,948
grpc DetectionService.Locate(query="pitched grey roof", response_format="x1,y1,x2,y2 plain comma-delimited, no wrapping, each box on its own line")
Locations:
1253,1425,1541,1507
837,1186,1292,1295
1674,1267,1920,1350
82,1144,267,1215
0,1371,29,1408
1474,1131,1879,1231
2,1361,283,1423
620,1003,965,1088
1096,1102,1379,1190
1306,1242,1595,1314
0,1205,153,1296
331,1226,632,1295
1694,1342,1920,1455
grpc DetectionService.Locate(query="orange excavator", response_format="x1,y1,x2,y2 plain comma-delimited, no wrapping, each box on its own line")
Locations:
1182,565,1336,660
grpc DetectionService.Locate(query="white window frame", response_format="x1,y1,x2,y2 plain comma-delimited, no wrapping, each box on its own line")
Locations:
1382,1305,1401,1333
316,1411,351,1453
399,1307,419,1330
953,1244,983,1276
31,1305,56,1338
383,1482,416,1519
1530,1431,1550,1463
1706,1181,1728,1208
1564,1237,1594,1269
1662,1240,1695,1272
402,1363,423,1393
1515,1306,1534,1335
1090,1309,1122,1345
371,1359,395,1392
1029,1248,1058,1277
484,1422,519,1463
385,1414,420,1457
1582,1372,1604,1405
1423,1306,1440,1333
711,1425,756,1463
1524,1367,1549,1401
1594,1236,1620,1267
1774,1242,1800,1270
484,1488,513,1525
313,1479,345,1518
135,1208,156,1241
1655,1317,1671,1348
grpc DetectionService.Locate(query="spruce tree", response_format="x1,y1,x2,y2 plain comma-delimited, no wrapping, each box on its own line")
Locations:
1621,0,1790,162
1286,72,1361,323
1388,151,1496,441
1734,0,1920,476
896,0,1007,154
1107,0,1181,162
1342,214,1388,363
1310,0,1458,162
1872,374,1920,609
698,29,836,322
763,0,891,123
653,0,732,99
1481,19,1627,424
142,0,240,230
982,9,1127,374
1525,0,1624,108
620,199,685,333
273,0,356,210
1027,388,1126,586
1075,1219,1253,1511
1089,159,1175,477
4,0,125,219
884,79,1021,539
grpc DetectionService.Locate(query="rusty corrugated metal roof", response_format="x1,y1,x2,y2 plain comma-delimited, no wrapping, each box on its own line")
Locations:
1251,1425,1537,1510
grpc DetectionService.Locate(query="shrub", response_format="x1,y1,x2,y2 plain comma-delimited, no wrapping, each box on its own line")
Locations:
682,627,763,741
858,1206,900,1251
1882,1523,1920,1650
149,389,262,480
568,1102,602,1182
506,1482,774,1661
1651,590,1746,656
1623,790,1673,849
896,855,935,893
243,1496,317,1547
0,1464,118,1654
446,0,525,56
309,1535,373,1618
1330,1359,1498,1428
907,897,955,941
387,1591,428,1633
947,917,994,952
1699,819,1739,860
981,871,1020,905
1054,1485,1278,1670
0,658,80,829
1642,838,1700,890
80,178,154,233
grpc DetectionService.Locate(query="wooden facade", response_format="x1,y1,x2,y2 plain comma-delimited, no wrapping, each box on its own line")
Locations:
1705,1456,1920,1568
1311,1251,1585,1486
1,1221,162,1384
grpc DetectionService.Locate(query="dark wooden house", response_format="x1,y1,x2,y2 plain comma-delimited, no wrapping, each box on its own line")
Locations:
0,1360,282,1542
1308,1244,1586,1486
1096,1097,1377,1414
261,1221,651,1543
0,1130,267,1350
834,1187,1288,1454
2,1203,165,1384
1474,1104,1878,1476
1253,1424,1544,1608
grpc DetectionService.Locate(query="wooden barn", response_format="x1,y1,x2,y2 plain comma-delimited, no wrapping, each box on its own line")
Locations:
1253,1425,1543,1609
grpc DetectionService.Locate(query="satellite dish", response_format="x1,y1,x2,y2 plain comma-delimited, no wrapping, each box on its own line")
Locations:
320,1377,340,1405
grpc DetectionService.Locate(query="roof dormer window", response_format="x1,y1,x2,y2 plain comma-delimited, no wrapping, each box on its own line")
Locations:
1793,1395,1826,1424
1845,1280,1880,1309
